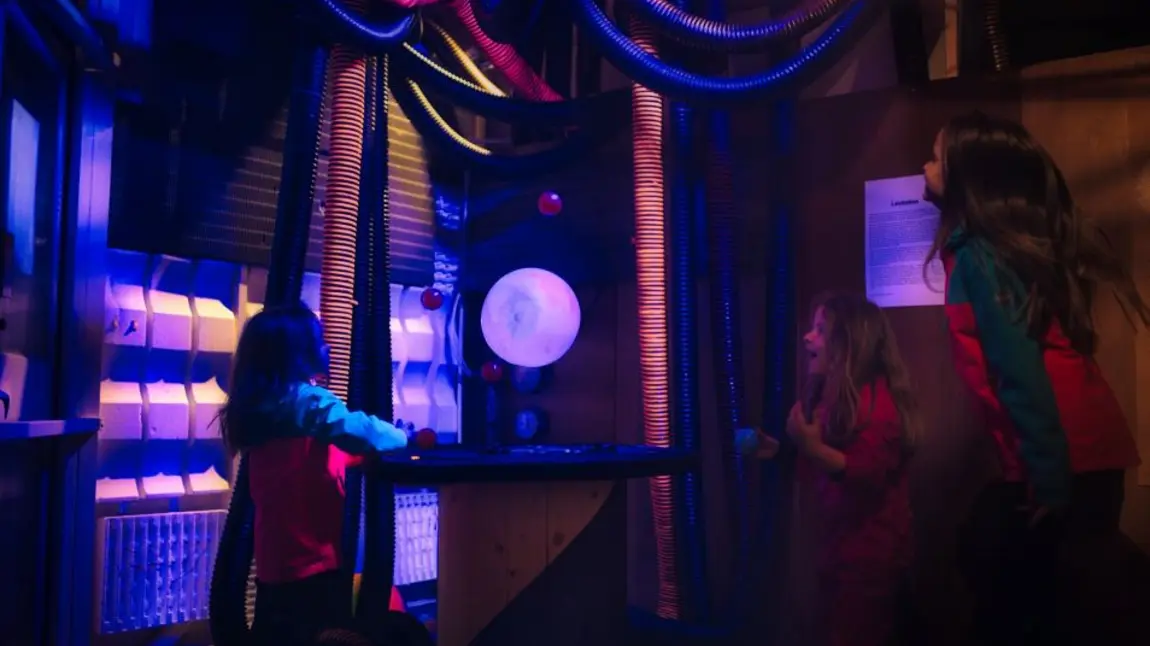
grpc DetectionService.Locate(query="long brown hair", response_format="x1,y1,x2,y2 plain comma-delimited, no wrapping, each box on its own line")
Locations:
925,111,1150,356
810,293,921,450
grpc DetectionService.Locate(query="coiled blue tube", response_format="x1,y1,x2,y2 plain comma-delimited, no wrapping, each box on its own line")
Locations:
665,5,709,622
569,0,883,104
696,0,752,615
622,0,852,51
303,0,416,52
759,92,799,642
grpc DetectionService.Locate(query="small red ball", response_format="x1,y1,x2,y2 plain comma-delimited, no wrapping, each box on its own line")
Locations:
414,428,437,450
537,191,563,216
480,360,504,383
420,287,444,311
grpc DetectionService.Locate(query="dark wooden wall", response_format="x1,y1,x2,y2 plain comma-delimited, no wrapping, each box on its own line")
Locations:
790,80,1019,643
464,50,1150,641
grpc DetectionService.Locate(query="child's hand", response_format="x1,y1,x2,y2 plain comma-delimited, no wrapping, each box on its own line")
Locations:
735,427,780,459
786,402,824,455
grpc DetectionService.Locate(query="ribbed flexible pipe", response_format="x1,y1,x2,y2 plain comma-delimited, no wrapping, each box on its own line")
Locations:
759,92,799,645
367,55,398,618
356,54,400,622
342,57,379,615
390,76,615,176
395,43,630,124
630,15,680,621
447,0,562,100
395,27,603,174
704,99,751,626
322,0,369,402
267,46,331,303
348,54,378,414
666,0,708,624
210,457,256,646
304,0,416,52
427,22,506,95
686,0,751,624
983,0,1010,72
624,0,851,51
469,0,545,46
315,7,627,124
209,40,329,646
570,0,884,104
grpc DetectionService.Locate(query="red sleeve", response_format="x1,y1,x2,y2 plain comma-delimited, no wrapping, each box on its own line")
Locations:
838,385,905,489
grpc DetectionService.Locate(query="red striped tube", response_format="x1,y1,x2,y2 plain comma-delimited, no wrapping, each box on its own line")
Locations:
448,0,563,101
630,15,680,621
321,0,369,399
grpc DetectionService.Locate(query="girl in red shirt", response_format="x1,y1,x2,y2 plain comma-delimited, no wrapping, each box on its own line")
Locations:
787,293,920,646
218,302,408,646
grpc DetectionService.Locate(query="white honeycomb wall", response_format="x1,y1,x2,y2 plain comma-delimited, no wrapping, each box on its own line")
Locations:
97,510,226,634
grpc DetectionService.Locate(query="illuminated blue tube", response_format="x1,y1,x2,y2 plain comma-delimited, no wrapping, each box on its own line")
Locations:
622,0,853,51
569,0,883,104
666,6,708,622
704,101,752,625
302,0,416,51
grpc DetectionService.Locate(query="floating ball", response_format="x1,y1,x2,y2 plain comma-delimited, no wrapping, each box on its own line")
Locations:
537,191,563,216
420,287,444,311
480,268,581,368
414,428,437,450
481,360,505,383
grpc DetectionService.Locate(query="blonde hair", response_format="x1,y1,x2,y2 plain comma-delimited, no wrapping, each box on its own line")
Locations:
809,292,921,450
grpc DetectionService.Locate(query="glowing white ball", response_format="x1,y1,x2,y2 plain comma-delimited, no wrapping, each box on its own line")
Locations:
480,268,581,368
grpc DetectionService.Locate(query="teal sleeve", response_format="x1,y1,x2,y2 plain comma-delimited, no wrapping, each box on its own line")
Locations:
290,384,408,455
955,241,1071,507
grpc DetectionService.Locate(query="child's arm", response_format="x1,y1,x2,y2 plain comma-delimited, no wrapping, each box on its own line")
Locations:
953,240,1070,508
291,383,408,455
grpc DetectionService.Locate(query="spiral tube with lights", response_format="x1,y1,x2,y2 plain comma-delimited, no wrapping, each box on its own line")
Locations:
209,38,329,646
623,0,853,51
665,0,708,623
629,15,680,621
390,75,615,176
355,54,400,621
983,0,1010,72
321,13,373,625
704,91,752,628
395,43,629,125
303,0,416,52
448,0,562,100
341,55,379,617
427,22,506,95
